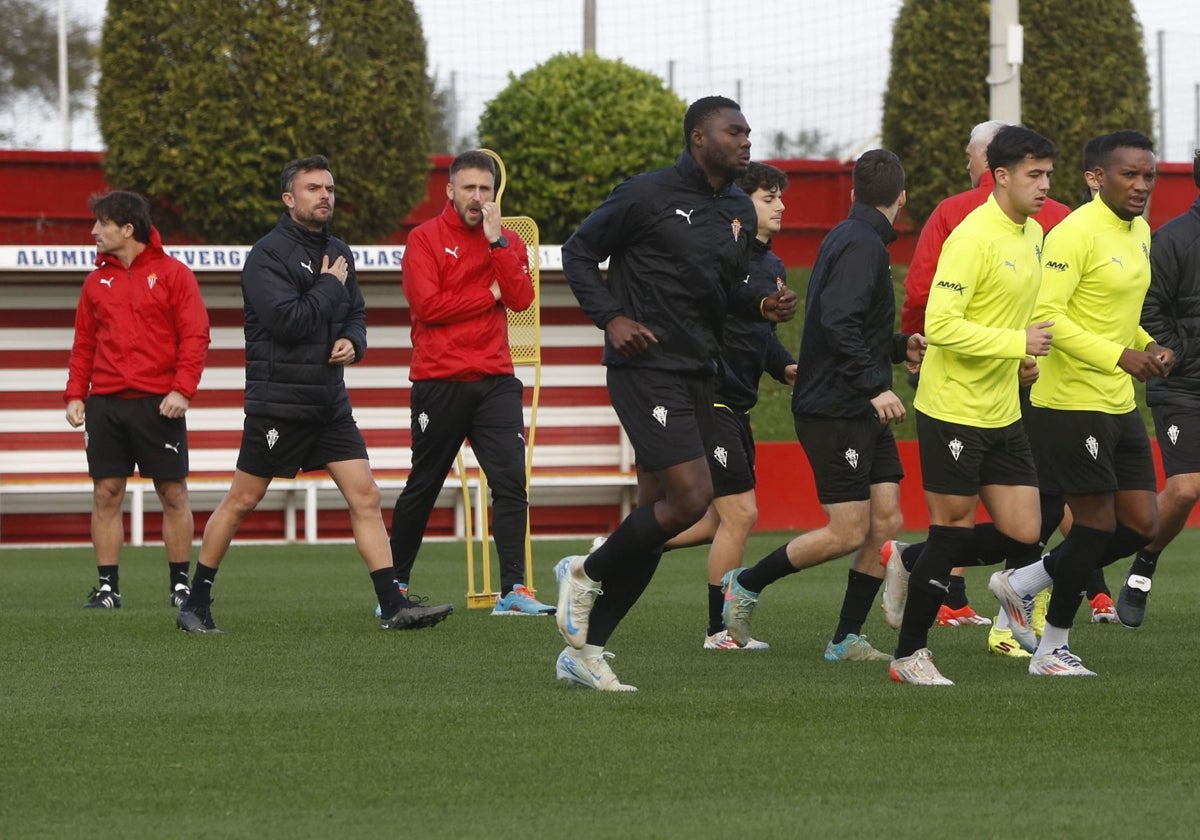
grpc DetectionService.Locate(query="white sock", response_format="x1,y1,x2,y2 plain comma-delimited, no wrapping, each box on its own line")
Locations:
1036,622,1069,656
1009,560,1053,595
581,643,604,660
996,609,1011,630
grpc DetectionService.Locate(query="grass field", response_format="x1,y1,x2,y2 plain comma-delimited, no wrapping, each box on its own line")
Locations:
3,532,1197,839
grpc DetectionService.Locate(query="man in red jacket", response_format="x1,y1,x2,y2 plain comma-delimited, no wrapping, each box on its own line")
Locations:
389,150,553,615
65,191,210,609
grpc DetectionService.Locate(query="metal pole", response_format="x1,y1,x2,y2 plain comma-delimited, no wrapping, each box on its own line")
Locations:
583,0,595,55
988,0,1021,123
58,0,70,148
1158,30,1167,152
1194,82,1199,157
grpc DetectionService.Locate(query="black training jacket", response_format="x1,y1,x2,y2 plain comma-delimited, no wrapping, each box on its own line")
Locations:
563,149,760,375
241,213,367,423
716,237,795,410
792,203,909,419
1144,195,1200,410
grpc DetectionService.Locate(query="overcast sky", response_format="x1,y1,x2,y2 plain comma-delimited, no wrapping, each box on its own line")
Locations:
7,1,1200,160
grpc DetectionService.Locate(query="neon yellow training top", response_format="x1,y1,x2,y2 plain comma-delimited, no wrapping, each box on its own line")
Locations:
914,194,1043,428
1030,196,1155,414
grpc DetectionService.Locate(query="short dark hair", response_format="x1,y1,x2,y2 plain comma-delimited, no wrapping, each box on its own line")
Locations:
88,190,152,244
853,149,905,208
449,150,497,185
683,96,740,148
1094,130,1155,168
1082,133,1109,172
987,125,1058,173
281,155,331,194
737,161,788,195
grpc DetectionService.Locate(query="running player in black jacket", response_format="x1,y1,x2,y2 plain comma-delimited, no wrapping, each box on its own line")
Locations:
555,97,797,691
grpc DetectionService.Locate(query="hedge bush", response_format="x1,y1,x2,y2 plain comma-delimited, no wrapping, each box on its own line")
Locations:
478,53,686,244
96,0,431,244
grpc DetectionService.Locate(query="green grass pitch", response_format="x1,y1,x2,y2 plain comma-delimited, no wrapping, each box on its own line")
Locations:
2,532,1197,838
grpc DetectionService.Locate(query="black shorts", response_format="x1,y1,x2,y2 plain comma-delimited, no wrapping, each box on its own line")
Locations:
1152,405,1200,478
708,405,756,498
607,367,714,473
236,414,369,479
795,415,904,504
917,411,1037,495
84,394,189,480
1027,406,1156,494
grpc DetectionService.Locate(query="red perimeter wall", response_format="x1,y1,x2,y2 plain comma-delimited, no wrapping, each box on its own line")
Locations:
4,150,1196,263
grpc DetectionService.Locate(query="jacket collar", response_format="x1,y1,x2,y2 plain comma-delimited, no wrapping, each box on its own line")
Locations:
439,200,487,237
277,212,331,246
95,225,167,270
674,149,736,196
848,202,898,245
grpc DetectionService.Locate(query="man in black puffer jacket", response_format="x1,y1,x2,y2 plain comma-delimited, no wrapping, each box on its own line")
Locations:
1113,150,1200,627
176,155,452,634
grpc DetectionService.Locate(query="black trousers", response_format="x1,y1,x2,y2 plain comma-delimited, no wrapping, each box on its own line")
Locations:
390,375,529,591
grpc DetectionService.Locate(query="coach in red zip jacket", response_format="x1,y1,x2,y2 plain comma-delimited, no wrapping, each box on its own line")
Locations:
389,150,553,615
64,190,210,610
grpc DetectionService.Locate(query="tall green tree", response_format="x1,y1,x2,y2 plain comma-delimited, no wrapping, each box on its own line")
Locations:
0,0,94,108
883,0,1153,224
478,53,685,244
97,0,431,244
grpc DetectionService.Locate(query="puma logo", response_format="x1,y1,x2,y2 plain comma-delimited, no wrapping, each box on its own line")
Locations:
164,441,181,454
675,208,695,224
99,277,113,287
301,260,313,274
444,246,460,259
1110,256,1124,268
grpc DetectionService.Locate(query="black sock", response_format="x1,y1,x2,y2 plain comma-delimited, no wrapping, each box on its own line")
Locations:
371,568,402,615
1130,548,1161,579
186,562,218,607
1046,525,1111,629
585,549,663,647
1098,523,1151,568
707,584,725,636
832,570,883,643
968,523,1041,569
1038,493,1066,543
899,542,922,572
736,545,795,594
169,561,190,589
97,564,119,593
944,574,968,609
895,525,971,658
1084,566,1110,599
583,505,670,582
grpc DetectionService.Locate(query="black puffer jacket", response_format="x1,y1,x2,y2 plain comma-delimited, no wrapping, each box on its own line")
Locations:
241,213,366,423
563,149,759,375
1144,195,1200,410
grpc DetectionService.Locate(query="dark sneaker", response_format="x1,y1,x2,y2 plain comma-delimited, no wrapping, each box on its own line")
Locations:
177,601,221,634
380,598,454,630
1116,575,1152,628
171,583,191,608
83,586,122,609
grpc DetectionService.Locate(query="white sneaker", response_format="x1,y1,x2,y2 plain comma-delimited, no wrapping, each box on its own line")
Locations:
703,629,769,650
987,570,1037,653
889,648,954,685
1029,645,1097,677
555,555,601,649
880,540,910,630
589,536,608,553
555,647,637,692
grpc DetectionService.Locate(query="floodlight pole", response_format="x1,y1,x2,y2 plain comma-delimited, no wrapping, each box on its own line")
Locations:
987,0,1022,124
58,0,70,148
583,0,595,54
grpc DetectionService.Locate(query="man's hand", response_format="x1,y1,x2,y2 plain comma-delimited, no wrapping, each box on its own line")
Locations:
1119,347,1168,381
605,315,658,358
66,399,85,428
1149,342,1175,377
158,390,190,419
906,333,928,372
321,254,349,285
481,202,503,244
490,280,502,302
1025,320,1054,356
760,288,798,323
784,364,797,387
329,337,356,366
870,389,906,425
1018,356,1040,387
